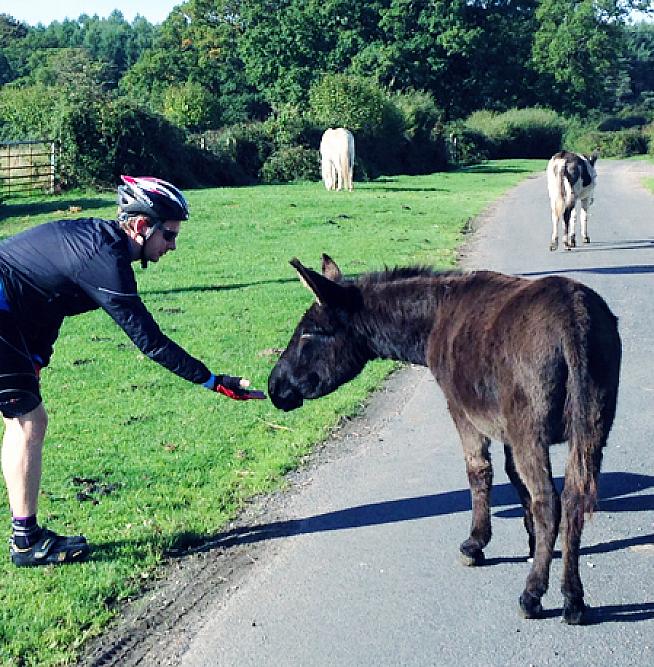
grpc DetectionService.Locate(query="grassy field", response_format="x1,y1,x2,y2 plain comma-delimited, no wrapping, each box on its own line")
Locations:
0,161,545,666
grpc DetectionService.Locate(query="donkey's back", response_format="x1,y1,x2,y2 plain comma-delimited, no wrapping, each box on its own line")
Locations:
427,270,620,623
427,271,620,447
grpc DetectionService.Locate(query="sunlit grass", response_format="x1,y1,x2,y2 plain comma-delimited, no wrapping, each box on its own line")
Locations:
0,160,545,665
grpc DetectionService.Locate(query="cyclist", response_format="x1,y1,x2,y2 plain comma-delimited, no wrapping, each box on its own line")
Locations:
0,175,265,567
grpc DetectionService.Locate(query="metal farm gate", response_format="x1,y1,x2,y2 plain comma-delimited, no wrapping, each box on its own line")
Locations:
0,140,58,198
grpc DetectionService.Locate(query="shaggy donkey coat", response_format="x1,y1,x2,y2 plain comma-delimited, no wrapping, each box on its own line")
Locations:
547,150,598,251
269,255,621,625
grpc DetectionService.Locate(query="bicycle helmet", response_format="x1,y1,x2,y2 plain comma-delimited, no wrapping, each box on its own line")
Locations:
117,175,189,223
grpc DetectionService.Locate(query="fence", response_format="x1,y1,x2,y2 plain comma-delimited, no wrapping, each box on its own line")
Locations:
0,140,58,198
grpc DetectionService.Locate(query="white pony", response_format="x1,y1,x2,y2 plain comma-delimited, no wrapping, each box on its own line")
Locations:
546,150,598,251
320,128,355,192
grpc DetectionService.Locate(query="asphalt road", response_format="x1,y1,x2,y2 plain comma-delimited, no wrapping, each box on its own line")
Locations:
93,160,654,667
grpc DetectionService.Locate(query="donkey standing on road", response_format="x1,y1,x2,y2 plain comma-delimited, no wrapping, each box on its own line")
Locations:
269,255,621,624
547,150,598,251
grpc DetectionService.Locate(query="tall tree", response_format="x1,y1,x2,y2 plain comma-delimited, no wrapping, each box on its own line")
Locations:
531,0,629,112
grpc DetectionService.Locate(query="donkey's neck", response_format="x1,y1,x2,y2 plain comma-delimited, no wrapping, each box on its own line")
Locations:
356,278,446,366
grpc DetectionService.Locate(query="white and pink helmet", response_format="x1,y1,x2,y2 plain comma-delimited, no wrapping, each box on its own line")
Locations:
117,175,189,222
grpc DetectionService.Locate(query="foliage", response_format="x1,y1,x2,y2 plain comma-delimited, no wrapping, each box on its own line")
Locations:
0,84,60,140
445,121,491,165
0,162,545,664
622,21,654,108
1,12,155,87
263,105,323,150
2,4,653,188
531,0,628,112
464,107,567,158
569,127,650,157
260,146,320,183
308,73,402,138
596,114,650,131
206,122,275,181
162,81,221,131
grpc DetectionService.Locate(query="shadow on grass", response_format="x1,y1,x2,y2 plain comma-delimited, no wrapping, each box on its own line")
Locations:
1,197,111,218
461,164,538,175
142,275,300,296
374,187,450,193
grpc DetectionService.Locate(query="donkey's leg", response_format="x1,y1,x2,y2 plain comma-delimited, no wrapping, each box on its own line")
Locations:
504,444,535,559
580,198,590,244
560,441,604,625
565,204,578,249
562,206,574,250
449,405,492,567
511,442,560,619
550,208,559,251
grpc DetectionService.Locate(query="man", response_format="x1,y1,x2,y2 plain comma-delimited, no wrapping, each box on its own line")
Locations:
0,175,265,567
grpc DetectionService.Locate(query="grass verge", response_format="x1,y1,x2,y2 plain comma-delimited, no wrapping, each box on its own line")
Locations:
0,160,544,665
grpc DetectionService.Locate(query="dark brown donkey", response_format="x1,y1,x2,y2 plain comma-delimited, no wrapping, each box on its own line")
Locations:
268,255,621,625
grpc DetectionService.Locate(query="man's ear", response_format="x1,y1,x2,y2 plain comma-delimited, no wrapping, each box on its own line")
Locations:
133,216,149,237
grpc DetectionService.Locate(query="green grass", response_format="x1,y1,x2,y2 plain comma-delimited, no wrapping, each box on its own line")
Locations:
0,160,544,666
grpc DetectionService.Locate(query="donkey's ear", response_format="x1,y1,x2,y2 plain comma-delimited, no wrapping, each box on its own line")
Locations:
321,254,342,282
290,258,361,311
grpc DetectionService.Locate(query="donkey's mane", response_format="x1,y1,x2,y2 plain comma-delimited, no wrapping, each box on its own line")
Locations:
353,266,462,287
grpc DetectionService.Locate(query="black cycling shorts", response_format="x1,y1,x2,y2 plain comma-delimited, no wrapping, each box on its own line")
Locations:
0,310,41,418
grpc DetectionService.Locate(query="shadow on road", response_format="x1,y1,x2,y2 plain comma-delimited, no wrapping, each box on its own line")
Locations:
205,471,653,551
520,264,654,277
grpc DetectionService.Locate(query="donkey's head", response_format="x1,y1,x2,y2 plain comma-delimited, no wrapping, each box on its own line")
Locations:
268,255,370,411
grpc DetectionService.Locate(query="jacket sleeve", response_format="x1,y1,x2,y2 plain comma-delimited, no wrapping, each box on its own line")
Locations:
76,246,212,384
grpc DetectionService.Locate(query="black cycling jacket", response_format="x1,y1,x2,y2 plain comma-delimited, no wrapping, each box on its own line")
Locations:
0,217,211,383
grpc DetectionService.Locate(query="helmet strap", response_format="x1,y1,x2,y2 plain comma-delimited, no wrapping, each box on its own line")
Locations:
139,219,162,269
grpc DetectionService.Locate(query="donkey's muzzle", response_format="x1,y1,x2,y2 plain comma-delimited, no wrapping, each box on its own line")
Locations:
268,370,304,412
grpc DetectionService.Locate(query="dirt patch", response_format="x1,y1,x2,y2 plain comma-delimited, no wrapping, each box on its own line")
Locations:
79,365,417,666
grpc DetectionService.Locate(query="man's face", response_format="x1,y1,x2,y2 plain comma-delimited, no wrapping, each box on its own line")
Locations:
143,220,181,263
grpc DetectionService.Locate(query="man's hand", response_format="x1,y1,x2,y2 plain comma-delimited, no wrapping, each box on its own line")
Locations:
212,374,267,400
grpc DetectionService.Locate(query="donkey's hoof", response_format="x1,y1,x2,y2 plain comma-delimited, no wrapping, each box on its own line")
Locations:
459,544,485,567
549,242,558,252
518,592,543,619
562,600,587,625
583,235,590,244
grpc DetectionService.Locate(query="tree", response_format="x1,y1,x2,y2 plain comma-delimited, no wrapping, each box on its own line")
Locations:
531,0,629,112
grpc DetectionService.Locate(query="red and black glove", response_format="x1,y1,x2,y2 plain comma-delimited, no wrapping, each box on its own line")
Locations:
209,374,267,401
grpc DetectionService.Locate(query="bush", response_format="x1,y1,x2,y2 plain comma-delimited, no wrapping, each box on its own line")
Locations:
205,122,275,181
0,85,245,188
308,74,440,177
464,108,566,159
308,73,404,140
260,146,320,183
392,90,448,174
596,115,650,132
445,122,491,166
263,106,323,149
571,128,649,158
0,85,60,141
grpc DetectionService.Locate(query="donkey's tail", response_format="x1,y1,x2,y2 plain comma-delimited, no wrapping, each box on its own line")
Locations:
548,158,573,221
340,140,352,191
561,287,606,519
